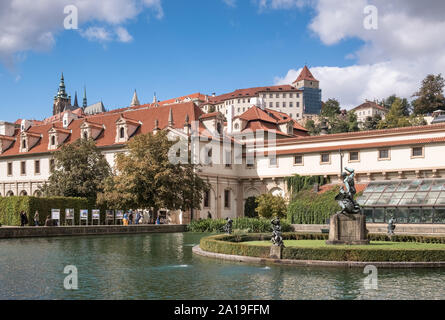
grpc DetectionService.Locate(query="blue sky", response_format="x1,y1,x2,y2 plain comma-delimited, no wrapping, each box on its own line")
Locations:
0,0,443,122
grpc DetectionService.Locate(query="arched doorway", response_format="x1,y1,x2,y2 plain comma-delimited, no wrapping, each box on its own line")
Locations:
19,190,28,196
6,191,14,197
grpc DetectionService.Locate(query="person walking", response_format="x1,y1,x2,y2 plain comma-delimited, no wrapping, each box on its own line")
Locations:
34,211,39,226
129,211,134,225
135,211,141,225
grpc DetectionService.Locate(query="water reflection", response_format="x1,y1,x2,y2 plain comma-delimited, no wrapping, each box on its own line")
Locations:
0,233,445,300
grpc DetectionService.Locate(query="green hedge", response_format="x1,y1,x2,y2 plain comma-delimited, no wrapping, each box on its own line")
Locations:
200,233,445,262
0,196,106,226
187,217,293,233
287,187,340,224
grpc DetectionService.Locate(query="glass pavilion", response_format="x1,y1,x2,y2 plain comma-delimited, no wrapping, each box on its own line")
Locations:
357,179,445,224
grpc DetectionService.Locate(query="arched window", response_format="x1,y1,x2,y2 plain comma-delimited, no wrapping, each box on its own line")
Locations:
19,190,28,196
120,127,125,139
33,190,42,197
83,131,88,140
6,191,14,197
216,122,222,135
22,139,27,149
51,135,56,146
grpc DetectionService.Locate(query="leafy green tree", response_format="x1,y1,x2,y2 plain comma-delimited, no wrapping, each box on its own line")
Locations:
304,119,320,135
321,98,341,118
255,193,287,219
244,196,258,218
382,95,411,116
208,105,216,113
362,114,382,131
97,131,209,217
377,98,412,129
329,110,359,134
412,74,445,115
40,138,111,202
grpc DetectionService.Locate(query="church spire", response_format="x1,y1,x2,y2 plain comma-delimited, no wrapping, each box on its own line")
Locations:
131,89,140,107
57,72,68,99
73,91,79,108
153,92,157,104
82,86,88,109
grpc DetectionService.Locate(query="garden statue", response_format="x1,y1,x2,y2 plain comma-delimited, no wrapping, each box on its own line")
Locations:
326,167,369,245
224,217,233,234
336,167,361,215
388,217,396,235
271,217,284,247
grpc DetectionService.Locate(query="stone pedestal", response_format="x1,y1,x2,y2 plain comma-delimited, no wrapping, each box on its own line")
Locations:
270,245,283,259
326,213,369,245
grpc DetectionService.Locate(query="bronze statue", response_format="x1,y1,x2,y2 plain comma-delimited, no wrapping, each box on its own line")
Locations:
336,167,361,215
223,217,233,234
388,217,396,235
271,217,284,247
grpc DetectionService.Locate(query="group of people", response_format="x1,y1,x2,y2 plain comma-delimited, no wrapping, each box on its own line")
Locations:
19,211,40,227
122,210,147,226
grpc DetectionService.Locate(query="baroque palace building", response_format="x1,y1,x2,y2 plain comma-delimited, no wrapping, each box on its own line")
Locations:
1,73,445,224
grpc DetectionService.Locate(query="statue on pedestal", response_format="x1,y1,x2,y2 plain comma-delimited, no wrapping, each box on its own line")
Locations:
224,217,233,234
271,217,284,247
326,167,369,245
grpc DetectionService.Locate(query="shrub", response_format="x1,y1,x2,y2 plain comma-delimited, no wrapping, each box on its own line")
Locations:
255,194,287,219
0,196,103,226
187,217,292,233
200,233,445,262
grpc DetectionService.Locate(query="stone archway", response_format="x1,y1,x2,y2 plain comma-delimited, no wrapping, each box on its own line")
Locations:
269,187,284,197
33,190,42,197
19,190,28,196
6,191,14,197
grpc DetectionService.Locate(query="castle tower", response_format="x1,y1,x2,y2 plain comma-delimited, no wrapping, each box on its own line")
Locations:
53,73,72,115
82,86,88,109
291,66,322,115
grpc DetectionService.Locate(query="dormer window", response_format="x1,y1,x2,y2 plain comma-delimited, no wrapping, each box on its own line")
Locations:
83,131,88,140
115,114,141,143
48,126,70,150
22,139,27,149
51,136,56,146
120,127,125,139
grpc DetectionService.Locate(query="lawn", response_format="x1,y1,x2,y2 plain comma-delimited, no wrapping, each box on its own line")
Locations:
243,240,445,250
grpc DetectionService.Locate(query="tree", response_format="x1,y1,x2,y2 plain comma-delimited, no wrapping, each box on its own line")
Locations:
329,110,359,134
382,95,411,116
412,74,445,115
362,113,382,131
377,98,412,129
304,119,320,135
208,105,216,113
321,98,341,118
255,193,287,219
40,138,111,202
97,130,209,217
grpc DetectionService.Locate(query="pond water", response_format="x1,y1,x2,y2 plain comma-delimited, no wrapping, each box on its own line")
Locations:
0,232,444,300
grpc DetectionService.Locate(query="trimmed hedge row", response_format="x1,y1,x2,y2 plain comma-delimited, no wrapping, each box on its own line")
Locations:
0,196,105,226
188,217,293,233
200,233,445,262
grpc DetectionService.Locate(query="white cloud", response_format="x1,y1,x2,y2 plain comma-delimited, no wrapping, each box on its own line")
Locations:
115,27,134,43
274,0,445,109
255,0,307,11
223,0,237,7
0,0,164,68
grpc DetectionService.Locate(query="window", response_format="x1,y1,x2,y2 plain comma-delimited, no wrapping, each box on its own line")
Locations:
7,162,13,176
283,102,286,108
411,146,424,158
294,154,303,165
51,135,56,146
224,190,230,208
290,102,293,108
204,190,210,208
296,102,300,108
225,151,231,167
276,93,279,98
297,93,300,98
269,94,273,98
22,139,27,149
21,161,26,175
269,102,273,108
276,102,280,108
349,151,359,162
321,153,330,164
269,156,277,166
83,131,88,140
378,149,390,160
238,99,240,103
119,127,125,139
35,160,40,174
50,159,55,173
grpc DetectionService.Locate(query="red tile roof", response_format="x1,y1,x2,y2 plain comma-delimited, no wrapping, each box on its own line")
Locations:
0,102,205,157
353,101,387,112
293,66,318,83
208,85,302,104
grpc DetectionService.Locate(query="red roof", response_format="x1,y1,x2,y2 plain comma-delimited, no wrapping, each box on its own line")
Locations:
208,85,302,104
159,93,207,106
0,102,205,157
353,101,387,112
293,66,318,83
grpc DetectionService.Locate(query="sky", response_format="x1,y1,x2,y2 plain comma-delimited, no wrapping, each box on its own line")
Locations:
0,0,444,122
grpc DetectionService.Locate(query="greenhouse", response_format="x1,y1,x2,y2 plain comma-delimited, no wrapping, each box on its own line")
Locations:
357,179,445,224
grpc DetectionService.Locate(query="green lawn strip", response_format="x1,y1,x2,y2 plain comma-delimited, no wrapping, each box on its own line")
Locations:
244,240,445,250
